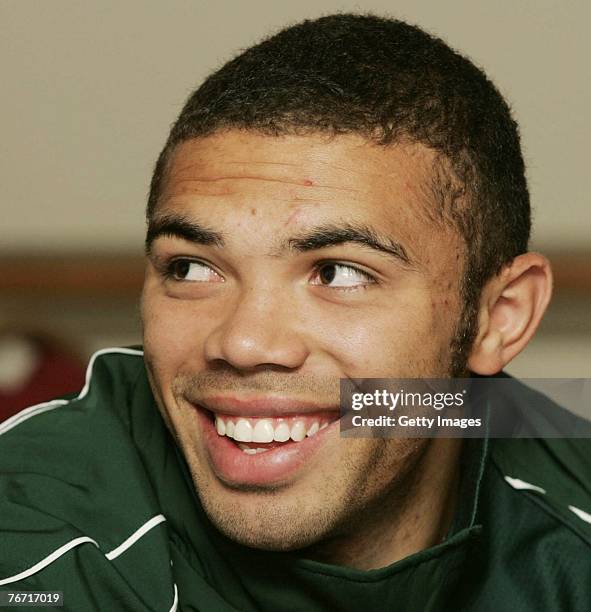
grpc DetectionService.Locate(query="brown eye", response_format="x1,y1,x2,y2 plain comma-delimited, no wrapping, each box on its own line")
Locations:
166,259,223,283
171,259,191,279
319,264,337,285
311,263,375,288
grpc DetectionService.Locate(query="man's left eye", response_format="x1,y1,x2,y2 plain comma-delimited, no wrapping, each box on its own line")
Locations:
167,259,223,282
310,263,376,288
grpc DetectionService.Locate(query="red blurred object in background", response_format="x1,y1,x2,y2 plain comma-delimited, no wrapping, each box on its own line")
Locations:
0,332,86,422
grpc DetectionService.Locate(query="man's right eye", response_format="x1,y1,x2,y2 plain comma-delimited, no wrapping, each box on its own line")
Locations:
165,259,224,283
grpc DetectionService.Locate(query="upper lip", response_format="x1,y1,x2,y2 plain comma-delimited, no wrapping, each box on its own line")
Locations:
191,395,339,418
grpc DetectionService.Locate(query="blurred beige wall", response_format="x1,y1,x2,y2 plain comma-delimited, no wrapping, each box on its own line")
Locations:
1,0,590,252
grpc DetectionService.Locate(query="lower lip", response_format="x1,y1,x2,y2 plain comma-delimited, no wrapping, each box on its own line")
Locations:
193,405,338,487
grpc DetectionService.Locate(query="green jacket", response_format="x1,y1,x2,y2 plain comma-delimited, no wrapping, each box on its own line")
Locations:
0,348,590,611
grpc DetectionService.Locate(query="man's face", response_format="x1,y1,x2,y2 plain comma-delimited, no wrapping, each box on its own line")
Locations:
141,131,465,551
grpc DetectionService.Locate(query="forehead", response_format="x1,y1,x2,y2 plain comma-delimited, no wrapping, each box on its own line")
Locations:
162,131,436,204
158,131,461,269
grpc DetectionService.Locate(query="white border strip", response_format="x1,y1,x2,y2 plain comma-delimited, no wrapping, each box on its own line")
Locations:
504,476,546,494
105,514,167,560
0,347,143,436
569,504,591,525
0,537,99,586
169,583,179,612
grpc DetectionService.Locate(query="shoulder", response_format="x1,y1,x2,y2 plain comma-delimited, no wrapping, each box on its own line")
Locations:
489,435,591,547
476,375,591,607
0,347,175,608
0,346,146,439
464,375,591,609
470,436,591,611
486,374,591,547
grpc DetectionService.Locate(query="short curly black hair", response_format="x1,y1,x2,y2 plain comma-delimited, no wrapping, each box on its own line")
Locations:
146,13,530,374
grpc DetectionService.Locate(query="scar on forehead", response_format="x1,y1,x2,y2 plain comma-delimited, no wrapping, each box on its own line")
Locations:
284,207,304,227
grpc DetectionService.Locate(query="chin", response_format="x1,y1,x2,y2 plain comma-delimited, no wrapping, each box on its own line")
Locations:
199,488,334,552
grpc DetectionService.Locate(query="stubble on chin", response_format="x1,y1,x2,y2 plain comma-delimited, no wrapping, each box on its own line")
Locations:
186,430,431,554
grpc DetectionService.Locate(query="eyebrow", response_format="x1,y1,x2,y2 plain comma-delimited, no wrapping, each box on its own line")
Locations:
146,213,412,266
284,223,412,266
145,214,224,252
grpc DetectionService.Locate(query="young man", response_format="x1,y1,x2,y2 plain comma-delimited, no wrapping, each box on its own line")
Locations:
1,14,590,611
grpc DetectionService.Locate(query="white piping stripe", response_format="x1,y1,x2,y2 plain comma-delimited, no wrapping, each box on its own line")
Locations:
169,583,179,612
0,514,167,585
105,514,167,560
569,505,591,525
0,399,69,436
506,476,591,528
76,347,144,401
0,537,99,586
504,476,546,494
0,347,144,436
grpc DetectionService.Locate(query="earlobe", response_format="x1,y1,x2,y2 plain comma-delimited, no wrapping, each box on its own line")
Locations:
467,253,553,375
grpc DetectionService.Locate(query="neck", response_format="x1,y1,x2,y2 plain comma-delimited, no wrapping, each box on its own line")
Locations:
305,437,463,570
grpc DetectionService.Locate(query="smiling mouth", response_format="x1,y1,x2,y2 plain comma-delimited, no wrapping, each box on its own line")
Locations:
211,412,339,453
189,401,342,485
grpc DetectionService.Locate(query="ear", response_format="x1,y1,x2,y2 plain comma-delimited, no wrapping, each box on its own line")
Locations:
467,253,553,375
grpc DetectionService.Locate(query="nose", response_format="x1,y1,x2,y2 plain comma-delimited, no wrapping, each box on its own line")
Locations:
203,284,310,370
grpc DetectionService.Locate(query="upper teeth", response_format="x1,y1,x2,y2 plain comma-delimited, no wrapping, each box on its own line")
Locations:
215,416,324,443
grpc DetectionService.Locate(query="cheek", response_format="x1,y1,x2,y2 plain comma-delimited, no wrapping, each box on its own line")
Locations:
313,294,446,376
141,290,210,374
